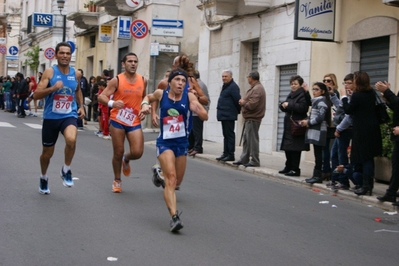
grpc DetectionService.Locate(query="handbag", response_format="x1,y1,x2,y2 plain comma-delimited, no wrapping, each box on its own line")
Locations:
374,90,390,124
290,116,306,136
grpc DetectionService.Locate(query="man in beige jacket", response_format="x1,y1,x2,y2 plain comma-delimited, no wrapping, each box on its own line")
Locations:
233,71,266,167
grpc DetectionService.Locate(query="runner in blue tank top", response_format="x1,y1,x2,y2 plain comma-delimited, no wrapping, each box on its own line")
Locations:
33,42,85,195
139,68,208,232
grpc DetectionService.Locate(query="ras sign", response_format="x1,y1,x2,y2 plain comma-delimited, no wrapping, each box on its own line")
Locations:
32,13,54,27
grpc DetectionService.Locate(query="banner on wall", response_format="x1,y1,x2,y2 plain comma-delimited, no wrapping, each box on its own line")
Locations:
294,0,336,42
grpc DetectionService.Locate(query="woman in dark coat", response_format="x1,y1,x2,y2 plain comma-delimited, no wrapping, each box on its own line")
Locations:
341,71,382,196
279,75,310,176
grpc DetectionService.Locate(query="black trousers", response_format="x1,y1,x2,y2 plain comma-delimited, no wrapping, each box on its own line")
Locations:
221,120,236,157
188,116,204,153
284,150,302,171
313,144,323,171
387,141,399,196
86,103,92,121
18,96,27,116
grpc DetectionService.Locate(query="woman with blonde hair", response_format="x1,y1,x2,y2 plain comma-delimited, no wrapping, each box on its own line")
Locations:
321,73,339,181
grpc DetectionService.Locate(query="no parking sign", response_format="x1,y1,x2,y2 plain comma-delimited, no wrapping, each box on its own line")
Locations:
130,20,148,39
0,45,6,54
44,47,55,60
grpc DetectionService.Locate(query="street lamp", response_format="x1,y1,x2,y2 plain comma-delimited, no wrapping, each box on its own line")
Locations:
6,24,21,38
57,0,66,42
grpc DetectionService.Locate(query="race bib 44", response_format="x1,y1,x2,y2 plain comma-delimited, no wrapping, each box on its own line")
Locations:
162,114,185,139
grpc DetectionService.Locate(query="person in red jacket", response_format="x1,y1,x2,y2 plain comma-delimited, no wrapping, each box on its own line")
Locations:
97,80,110,139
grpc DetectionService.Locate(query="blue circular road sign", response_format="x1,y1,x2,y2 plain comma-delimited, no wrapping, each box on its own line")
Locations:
9,46,18,55
67,41,75,54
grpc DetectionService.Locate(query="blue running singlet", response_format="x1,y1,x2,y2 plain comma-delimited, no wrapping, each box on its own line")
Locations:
43,65,79,120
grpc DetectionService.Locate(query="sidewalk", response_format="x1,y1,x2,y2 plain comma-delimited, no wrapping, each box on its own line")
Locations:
191,139,399,210
79,116,397,210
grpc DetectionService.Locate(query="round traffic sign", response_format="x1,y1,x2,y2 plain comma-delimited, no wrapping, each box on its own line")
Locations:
67,41,75,54
0,45,6,54
130,19,148,39
9,46,18,55
126,0,140,8
44,47,55,60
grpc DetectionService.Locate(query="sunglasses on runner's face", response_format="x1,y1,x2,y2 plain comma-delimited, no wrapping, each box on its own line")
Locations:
323,79,332,83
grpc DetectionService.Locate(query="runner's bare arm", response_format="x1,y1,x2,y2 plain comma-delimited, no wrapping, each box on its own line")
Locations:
188,93,208,121
75,70,85,119
151,79,167,127
97,77,123,109
33,68,63,100
139,89,163,120
189,77,209,106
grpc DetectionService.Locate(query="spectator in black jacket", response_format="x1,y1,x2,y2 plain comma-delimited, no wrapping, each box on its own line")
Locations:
16,72,29,118
375,81,399,205
77,69,88,127
10,77,18,113
216,70,241,162
279,75,310,176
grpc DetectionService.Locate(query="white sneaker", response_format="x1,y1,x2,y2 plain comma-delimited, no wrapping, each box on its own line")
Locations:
97,133,104,138
103,135,111,140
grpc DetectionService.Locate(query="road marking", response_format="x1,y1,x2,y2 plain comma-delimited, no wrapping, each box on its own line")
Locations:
0,122,15,128
24,123,42,129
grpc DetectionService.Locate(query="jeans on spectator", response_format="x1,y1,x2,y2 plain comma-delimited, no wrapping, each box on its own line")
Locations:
4,92,12,111
331,129,352,185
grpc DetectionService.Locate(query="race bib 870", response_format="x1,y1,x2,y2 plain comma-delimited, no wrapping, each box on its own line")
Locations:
52,95,73,114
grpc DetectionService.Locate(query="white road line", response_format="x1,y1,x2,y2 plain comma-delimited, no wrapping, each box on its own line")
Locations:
24,123,42,129
0,122,16,128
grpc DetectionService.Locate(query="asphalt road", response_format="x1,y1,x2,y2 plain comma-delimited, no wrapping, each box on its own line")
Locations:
0,112,399,266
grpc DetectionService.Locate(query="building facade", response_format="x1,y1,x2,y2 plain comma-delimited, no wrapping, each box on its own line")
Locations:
1,0,76,78
68,0,202,93
197,0,399,161
3,0,399,164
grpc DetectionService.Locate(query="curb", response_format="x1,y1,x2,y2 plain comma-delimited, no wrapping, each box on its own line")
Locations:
189,152,398,211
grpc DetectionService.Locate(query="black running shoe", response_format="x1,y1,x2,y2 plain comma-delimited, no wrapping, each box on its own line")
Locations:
170,211,184,232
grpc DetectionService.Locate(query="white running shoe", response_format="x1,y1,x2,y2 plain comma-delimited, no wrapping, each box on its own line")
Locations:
151,164,165,188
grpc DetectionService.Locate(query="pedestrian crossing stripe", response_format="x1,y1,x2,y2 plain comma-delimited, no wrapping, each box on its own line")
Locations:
0,122,15,128
24,123,42,129
0,122,42,129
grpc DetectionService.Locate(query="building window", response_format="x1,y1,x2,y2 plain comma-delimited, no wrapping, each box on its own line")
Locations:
89,35,96,48
251,41,259,70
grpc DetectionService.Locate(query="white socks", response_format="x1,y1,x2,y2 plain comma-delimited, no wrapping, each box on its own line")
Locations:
63,165,71,173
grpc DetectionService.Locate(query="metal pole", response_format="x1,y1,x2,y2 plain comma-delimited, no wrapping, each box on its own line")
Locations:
62,14,66,42
152,55,157,92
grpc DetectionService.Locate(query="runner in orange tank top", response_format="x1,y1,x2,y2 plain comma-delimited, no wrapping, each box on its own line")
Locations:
98,52,148,193
109,72,145,127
